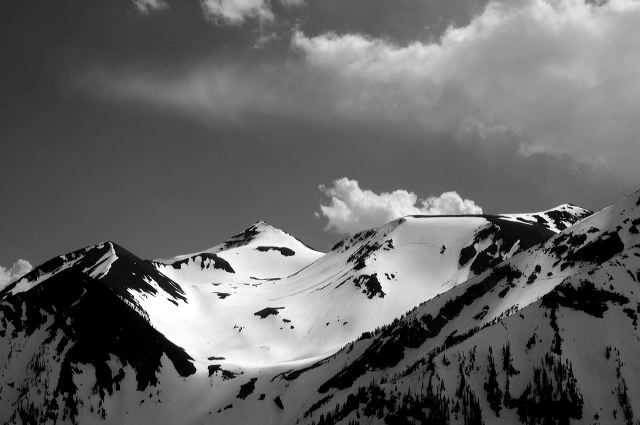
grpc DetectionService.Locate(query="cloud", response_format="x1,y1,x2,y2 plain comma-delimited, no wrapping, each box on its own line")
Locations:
200,0,274,24
81,62,304,123
199,0,304,25
0,259,33,290
88,0,640,183
290,0,640,181
132,0,169,14
131,0,303,23
318,178,482,234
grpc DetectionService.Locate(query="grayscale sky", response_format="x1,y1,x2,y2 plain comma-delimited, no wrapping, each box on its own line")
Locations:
2,0,639,268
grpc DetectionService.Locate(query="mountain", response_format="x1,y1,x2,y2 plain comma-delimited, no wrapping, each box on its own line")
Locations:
0,201,614,425
270,195,640,425
153,221,324,283
0,242,195,425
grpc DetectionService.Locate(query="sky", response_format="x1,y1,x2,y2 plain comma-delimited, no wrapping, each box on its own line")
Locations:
2,0,639,272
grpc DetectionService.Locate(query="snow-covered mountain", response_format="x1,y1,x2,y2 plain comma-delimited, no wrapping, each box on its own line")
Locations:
153,221,324,282
5,200,629,425
497,203,592,232
273,196,639,425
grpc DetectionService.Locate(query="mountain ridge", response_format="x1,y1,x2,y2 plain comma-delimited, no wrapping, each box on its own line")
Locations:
277,191,639,425
1,199,620,425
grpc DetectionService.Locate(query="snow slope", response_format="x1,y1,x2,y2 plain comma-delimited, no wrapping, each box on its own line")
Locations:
124,212,563,366
274,192,640,425
0,203,599,425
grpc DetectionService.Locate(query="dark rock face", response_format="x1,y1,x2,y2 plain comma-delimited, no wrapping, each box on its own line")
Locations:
107,244,189,303
207,364,237,379
542,280,629,318
1,243,188,307
255,246,295,256
0,267,195,424
237,378,257,399
221,224,262,250
352,274,385,299
165,252,235,274
345,230,387,271
273,396,284,410
566,232,624,264
253,307,285,318
458,217,555,276
459,244,478,267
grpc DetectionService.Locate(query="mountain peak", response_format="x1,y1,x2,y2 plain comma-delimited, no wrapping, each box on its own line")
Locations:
500,203,592,232
243,220,283,235
219,221,286,250
547,203,591,214
214,219,325,253
156,220,321,265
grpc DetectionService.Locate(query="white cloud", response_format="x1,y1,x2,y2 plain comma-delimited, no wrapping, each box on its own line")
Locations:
132,0,169,14
132,0,303,22
82,63,301,123
0,259,33,291
318,177,482,234
199,0,304,25
291,0,640,181
91,0,640,182
201,0,274,25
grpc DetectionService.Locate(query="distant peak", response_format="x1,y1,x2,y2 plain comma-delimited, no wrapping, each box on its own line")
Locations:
249,220,277,231
97,240,117,250
221,221,321,253
548,203,591,213
216,221,292,252
157,220,322,263
499,203,593,233
235,221,283,238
